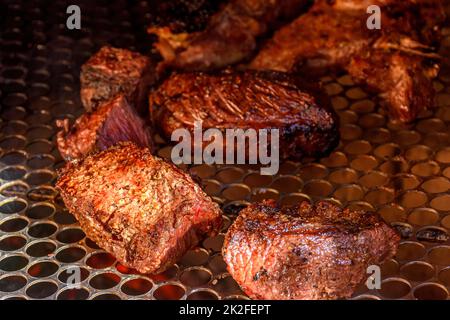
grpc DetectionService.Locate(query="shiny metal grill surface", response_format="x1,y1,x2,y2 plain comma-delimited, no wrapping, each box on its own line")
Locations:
1,0,450,300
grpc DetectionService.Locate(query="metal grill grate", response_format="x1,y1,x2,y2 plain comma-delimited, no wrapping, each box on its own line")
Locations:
1,0,450,300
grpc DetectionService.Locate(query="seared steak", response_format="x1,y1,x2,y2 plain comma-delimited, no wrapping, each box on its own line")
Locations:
56,142,222,274
148,0,310,71
80,46,157,113
56,95,153,161
223,200,400,300
250,0,444,122
149,70,339,160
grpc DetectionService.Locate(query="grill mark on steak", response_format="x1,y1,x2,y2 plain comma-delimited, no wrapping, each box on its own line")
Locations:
223,199,400,300
149,69,339,160
56,142,222,274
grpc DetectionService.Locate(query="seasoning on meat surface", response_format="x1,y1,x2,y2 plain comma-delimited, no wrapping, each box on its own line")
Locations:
80,46,157,113
148,0,311,71
149,70,339,160
56,95,153,161
56,142,222,274
223,200,400,300
250,0,445,122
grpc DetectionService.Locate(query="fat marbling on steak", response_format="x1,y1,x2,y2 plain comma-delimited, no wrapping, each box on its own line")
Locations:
80,46,157,113
149,69,339,160
56,95,154,161
223,200,400,299
56,142,222,274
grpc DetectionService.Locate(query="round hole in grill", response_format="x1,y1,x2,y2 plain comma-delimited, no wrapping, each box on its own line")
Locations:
26,240,56,257
91,293,121,300
270,176,303,193
53,210,77,225
411,161,440,177
57,288,90,300
121,278,153,296
438,268,450,286
187,289,219,300
222,201,249,216
400,262,435,282
364,187,395,206
0,198,27,214
0,255,28,271
378,204,406,223
298,163,328,180
215,167,245,184
378,278,411,299
27,261,59,278
27,154,55,169
180,268,212,287
25,140,53,154
202,179,221,196
26,281,58,299
351,294,381,300
55,246,86,263
380,259,399,277
0,275,27,292
25,202,55,219
89,273,121,290
208,255,227,274
221,184,250,201
430,194,450,211
84,238,101,249
398,191,428,209
0,181,29,197
244,172,273,187
421,177,450,194
359,171,388,188
56,228,86,244
340,124,362,140
86,252,116,269
149,265,179,283
391,174,421,191
416,227,448,243
58,267,89,284
413,283,449,300
0,166,27,180
180,248,209,267
203,234,224,253
0,235,26,251
0,216,28,232
0,136,27,150
211,275,243,297
405,145,432,162
303,180,333,197
3,295,28,300
153,283,185,300
279,193,311,206
395,242,426,261
24,170,54,185
27,186,58,202
428,246,450,265
251,188,279,202
333,184,364,202
189,164,216,179
28,222,57,238
0,151,26,165
435,147,450,164
408,208,439,226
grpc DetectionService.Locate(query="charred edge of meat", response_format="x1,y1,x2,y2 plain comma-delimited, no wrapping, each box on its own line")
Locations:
56,95,154,161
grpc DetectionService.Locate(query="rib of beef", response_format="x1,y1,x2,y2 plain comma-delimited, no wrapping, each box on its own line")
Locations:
56,95,153,161
250,0,445,122
223,200,400,300
56,142,222,274
80,46,157,113
148,0,311,71
149,70,339,160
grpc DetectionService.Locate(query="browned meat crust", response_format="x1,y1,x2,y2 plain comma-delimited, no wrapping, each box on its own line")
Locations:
149,70,339,160
56,95,154,161
223,200,400,300
56,142,222,274
148,0,311,71
80,46,157,113
250,0,445,122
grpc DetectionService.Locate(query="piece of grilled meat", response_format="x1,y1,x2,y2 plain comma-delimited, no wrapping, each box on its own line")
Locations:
80,46,157,113
149,70,339,160
56,142,222,274
250,0,445,122
56,95,153,161
223,200,400,300
148,0,311,71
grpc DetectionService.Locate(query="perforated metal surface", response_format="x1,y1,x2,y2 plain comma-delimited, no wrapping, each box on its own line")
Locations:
1,0,450,300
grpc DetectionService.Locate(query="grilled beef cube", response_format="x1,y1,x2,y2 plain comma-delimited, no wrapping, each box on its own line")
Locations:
250,0,444,122
80,46,157,113
56,142,222,274
148,0,310,71
56,95,153,161
223,200,400,300
149,70,339,160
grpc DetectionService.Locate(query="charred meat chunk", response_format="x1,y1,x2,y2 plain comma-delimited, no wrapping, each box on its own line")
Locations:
148,0,310,71
149,70,339,160
250,0,445,122
223,200,400,300
56,142,222,274
56,95,153,161
80,46,157,113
